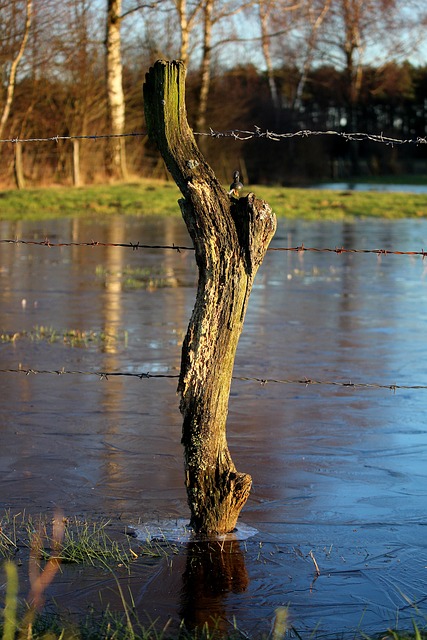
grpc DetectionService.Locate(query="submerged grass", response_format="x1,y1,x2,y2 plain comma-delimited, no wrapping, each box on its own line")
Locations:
1,566,427,640
0,325,128,348
2,515,427,640
1,513,427,640
0,511,170,566
95,264,177,290
0,180,427,221
1,512,174,640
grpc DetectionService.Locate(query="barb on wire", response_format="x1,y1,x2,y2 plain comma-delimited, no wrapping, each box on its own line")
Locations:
197,127,427,146
0,132,147,144
0,367,179,380
1,128,427,147
0,238,194,251
269,245,427,258
0,366,425,392
233,375,407,391
2,237,427,258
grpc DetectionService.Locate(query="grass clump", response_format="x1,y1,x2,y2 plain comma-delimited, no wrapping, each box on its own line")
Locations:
35,518,137,567
95,264,177,291
0,511,187,640
0,326,128,349
0,511,167,567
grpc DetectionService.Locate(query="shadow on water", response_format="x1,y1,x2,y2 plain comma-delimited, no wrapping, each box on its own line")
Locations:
2,214,427,636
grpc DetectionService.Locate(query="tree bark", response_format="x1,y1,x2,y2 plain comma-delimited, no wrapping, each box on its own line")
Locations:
175,0,189,67
72,139,81,187
143,60,276,535
14,142,25,190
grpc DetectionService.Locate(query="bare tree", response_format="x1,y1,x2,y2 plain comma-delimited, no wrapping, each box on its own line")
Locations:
255,0,331,112
172,0,202,66
258,0,281,112
196,0,214,130
51,0,106,184
292,0,331,110
319,0,427,113
196,0,257,131
0,0,33,139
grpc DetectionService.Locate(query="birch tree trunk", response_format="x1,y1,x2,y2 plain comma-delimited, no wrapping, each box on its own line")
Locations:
105,0,128,180
143,60,276,535
0,0,33,140
14,142,25,190
176,0,189,66
196,0,214,132
258,0,280,112
72,139,81,187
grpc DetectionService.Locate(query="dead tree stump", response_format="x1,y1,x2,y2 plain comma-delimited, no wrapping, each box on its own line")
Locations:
143,60,276,535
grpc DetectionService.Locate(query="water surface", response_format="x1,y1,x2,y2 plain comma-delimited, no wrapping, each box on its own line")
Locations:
310,181,427,193
1,214,427,637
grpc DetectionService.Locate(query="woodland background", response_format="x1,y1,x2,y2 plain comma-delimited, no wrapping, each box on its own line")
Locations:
2,0,427,188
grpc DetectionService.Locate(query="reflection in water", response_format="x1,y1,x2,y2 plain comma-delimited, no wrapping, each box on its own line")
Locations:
102,217,126,355
2,215,427,636
180,540,249,633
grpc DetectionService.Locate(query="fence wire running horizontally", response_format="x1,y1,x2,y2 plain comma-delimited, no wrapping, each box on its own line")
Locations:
1,128,427,146
2,238,427,258
0,367,424,393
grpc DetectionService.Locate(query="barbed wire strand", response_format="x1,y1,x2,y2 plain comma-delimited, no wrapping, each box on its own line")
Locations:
1,238,427,258
0,239,194,251
0,366,422,392
0,132,146,144
1,128,427,146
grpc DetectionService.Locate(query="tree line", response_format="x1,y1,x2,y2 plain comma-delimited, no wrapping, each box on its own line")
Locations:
1,0,427,188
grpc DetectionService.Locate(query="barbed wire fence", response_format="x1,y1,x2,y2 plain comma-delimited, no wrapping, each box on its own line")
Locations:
1,366,425,393
1,128,427,146
2,238,427,258
1,128,427,393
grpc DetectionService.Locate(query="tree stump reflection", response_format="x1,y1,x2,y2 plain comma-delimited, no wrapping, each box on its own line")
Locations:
180,540,249,634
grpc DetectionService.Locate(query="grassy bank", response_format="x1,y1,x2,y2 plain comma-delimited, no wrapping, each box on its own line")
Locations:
0,180,427,221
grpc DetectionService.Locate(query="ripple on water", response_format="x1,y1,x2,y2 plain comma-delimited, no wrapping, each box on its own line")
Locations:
132,518,258,543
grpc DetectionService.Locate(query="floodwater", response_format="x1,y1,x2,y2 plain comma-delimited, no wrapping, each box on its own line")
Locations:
311,182,427,194
1,213,427,637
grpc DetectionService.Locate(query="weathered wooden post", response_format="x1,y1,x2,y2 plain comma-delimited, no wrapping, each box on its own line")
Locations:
143,60,276,535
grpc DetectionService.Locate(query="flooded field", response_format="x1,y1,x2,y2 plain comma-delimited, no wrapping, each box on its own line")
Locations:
1,213,427,637
311,182,427,194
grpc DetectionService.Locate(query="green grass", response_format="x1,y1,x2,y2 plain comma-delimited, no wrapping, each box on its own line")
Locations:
1,511,427,640
0,180,182,220
0,513,183,638
95,264,178,290
1,180,427,221
0,511,171,567
262,186,427,220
